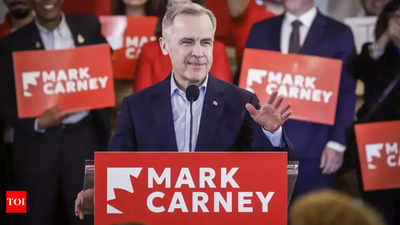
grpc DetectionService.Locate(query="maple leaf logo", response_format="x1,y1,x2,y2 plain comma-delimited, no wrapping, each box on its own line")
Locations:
365,144,383,170
245,68,269,104
107,167,142,214
22,71,40,97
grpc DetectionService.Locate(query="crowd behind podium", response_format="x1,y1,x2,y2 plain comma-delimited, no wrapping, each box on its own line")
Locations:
0,0,399,225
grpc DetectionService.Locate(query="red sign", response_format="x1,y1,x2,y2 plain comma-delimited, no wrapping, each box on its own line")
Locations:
95,152,287,225
6,191,27,213
13,44,115,118
239,49,342,125
355,121,400,191
99,16,157,80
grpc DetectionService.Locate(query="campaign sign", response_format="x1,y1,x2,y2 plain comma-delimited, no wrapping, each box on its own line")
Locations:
239,49,342,125
95,152,287,225
99,16,157,79
355,121,400,191
13,44,114,118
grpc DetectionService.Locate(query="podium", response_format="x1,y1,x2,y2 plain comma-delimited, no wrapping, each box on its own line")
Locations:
82,152,298,225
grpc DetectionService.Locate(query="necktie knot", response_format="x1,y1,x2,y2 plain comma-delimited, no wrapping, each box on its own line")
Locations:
291,20,302,29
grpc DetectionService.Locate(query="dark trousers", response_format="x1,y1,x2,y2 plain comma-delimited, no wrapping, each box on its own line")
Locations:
292,158,337,199
13,118,98,225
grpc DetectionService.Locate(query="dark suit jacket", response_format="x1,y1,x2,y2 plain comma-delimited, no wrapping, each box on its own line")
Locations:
246,11,356,159
0,14,111,160
109,75,295,159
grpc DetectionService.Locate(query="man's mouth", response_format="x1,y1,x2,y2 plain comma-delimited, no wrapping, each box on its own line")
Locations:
43,4,56,10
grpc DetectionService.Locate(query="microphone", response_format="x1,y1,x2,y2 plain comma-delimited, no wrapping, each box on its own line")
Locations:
186,85,200,152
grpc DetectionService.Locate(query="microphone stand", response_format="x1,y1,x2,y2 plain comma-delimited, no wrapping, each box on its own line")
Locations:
186,85,200,152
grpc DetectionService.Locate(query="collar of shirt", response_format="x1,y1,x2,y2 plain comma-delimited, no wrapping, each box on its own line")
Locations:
281,7,317,54
284,7,317,28
35,13,75,50
170,73,208,98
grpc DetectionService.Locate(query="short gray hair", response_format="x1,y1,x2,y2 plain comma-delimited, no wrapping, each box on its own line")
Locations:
162,2,217,37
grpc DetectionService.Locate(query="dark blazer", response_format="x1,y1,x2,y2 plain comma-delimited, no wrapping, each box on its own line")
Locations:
109,74,295,159
0,14,111,148
246,11,356,159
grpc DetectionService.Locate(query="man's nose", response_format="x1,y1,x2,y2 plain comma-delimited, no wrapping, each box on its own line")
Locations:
191,43,204,56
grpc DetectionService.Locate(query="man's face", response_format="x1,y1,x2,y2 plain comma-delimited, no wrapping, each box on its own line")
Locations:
4,0,32,19
362,0,390,16
282,0,314,16
31,0,63,24
160,14,214,88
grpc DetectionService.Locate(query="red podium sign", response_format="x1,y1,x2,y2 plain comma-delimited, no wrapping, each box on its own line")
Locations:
239,49,342,125
95,152,287,225
12,44,115,118
99,16,157,80
355,121,400,191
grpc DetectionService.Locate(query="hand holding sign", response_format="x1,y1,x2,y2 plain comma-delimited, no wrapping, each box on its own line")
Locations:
75,188,94,220
245,92,291,132
37,106,69,129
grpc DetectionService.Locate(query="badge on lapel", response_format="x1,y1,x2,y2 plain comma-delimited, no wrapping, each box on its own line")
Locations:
35,41,41,49
77,34,85,44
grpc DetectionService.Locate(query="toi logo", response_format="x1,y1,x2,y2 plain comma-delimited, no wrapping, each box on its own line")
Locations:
6,191,27,213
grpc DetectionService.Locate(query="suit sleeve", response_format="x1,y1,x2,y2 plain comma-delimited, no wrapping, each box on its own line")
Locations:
108,97,137,151
329,28,357,146
210,41,232,83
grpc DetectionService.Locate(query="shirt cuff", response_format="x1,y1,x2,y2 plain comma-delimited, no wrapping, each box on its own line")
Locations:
326,141,346,153
34,119,46,133
262,126,283,147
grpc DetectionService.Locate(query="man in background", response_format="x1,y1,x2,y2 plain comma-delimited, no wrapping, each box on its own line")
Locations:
0,0,34,38
246,0,356,199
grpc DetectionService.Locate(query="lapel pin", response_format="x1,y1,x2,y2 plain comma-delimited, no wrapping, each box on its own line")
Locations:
213,100,218,106
77,34,85,44
35,41,41,48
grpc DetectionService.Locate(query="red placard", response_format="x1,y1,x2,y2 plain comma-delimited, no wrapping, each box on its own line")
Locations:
239,49,342,125
99,16,157,80
95,152,287,225
355,121,400,191
13,44,115,118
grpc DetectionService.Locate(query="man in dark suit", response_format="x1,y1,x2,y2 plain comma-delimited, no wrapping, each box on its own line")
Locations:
108,2,293,154
246,0,356,198
75,2,293,219
0,0,110,224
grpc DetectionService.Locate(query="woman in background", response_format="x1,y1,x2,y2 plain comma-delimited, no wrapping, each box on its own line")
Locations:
350,2,400,225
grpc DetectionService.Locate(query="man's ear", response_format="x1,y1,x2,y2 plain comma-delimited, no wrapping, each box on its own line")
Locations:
159,37,169,56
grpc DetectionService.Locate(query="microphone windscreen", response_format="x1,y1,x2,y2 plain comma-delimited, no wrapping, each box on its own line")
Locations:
186,85,200,102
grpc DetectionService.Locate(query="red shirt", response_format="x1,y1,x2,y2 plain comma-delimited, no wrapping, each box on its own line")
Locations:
0,15,11,39
134,40,232,92
232,0,275,64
